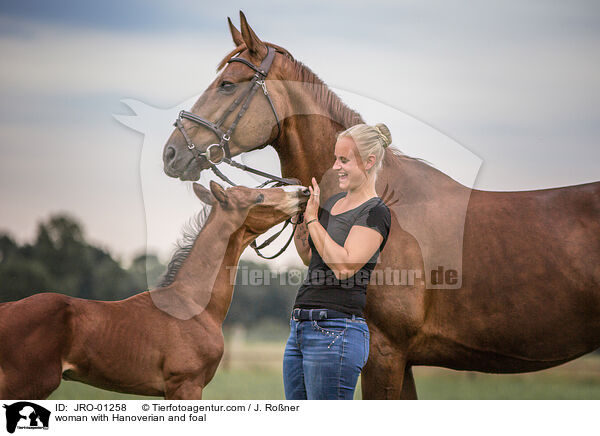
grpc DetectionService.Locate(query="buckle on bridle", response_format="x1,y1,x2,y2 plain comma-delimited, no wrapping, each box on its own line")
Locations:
206,143,225,165
256,80,268,95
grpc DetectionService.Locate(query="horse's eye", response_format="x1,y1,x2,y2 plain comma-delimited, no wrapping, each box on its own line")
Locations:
219,81,236,94
255,193,264,204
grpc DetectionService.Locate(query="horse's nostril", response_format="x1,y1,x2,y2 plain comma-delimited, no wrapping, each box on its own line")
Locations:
165,146,176,163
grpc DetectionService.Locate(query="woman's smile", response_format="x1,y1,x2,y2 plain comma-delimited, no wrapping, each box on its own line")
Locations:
333,136,364,189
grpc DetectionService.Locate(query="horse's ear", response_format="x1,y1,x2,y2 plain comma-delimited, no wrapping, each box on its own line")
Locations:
209,180,229,205
239,11,267,57
228,16,244,47
192,183,215,205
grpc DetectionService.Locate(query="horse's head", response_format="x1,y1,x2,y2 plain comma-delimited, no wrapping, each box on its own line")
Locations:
163,11,292,181
192,181,309,236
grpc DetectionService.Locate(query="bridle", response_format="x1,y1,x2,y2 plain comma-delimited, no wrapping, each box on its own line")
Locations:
174,45,295,187
173,45,303,259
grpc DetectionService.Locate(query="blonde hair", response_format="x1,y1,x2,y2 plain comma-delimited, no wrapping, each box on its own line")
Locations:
336,123,391,179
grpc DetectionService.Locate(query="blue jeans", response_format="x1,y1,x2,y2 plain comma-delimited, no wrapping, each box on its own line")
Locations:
283,317,370,399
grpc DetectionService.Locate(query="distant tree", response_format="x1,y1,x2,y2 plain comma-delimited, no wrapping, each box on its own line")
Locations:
224,260,300,328
0,256,54,302
0,235,18,263
129,253,166,290
0,213,162,303
29,214,92,296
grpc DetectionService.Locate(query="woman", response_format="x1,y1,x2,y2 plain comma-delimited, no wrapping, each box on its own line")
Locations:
284,123,392,400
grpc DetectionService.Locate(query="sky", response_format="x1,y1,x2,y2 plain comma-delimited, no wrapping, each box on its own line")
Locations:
1,0,599,267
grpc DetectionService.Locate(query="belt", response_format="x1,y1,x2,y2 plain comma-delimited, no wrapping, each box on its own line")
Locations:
291,308,357,321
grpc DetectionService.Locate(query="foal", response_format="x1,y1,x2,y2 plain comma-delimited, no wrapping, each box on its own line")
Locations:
0,181,308,399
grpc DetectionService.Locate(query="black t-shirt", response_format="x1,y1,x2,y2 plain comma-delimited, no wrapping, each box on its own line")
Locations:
293,191,392,317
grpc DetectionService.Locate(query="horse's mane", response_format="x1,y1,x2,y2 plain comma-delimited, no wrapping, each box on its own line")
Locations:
284,57,364,129
217,43,436,171
158,203,212,287
217,43,363,130
388,146,435,168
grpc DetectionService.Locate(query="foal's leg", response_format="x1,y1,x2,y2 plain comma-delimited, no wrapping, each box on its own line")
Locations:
164,378,204,400
0,363,63,400
0,293,71,400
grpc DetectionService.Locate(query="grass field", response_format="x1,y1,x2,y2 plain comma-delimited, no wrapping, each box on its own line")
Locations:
48,339,600,400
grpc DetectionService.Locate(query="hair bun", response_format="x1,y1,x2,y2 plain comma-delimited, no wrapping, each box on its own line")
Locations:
374,123,392,148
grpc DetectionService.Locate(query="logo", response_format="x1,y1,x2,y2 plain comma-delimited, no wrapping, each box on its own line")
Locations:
2,402,50,434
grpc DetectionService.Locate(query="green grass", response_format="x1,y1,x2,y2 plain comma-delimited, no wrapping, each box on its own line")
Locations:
413,371,600,400
48,342,600,400
204,369,285,400
47,369,284,400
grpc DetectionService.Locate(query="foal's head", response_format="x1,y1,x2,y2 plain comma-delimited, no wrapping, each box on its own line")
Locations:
193,181,309,236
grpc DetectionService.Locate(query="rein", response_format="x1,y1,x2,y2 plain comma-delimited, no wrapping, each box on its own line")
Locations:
173,46,303,259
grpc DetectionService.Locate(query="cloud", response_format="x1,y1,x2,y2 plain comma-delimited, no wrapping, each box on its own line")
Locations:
2,12,599,132
1,2,599,260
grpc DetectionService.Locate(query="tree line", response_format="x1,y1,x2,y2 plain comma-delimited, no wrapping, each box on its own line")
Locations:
0,214,300,328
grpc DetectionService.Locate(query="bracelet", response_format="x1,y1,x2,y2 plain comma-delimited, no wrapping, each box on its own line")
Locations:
306,219,318,226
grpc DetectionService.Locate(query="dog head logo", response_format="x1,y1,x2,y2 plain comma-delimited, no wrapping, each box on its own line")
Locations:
3,402,50,433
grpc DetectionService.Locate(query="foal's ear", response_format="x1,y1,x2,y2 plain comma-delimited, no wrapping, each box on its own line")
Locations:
228,16,244,47
239,11,267,57
192,183,215,205
209,180,229,205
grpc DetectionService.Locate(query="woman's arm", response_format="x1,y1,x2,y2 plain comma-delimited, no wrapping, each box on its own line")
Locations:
303,177,384,278
293,216,312,266
308,222,382,280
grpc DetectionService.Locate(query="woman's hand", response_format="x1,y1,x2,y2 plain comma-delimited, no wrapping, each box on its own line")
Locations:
304,177,320,222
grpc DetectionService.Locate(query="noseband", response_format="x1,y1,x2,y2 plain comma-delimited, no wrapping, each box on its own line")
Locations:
173,46,303,258
174,46,296,188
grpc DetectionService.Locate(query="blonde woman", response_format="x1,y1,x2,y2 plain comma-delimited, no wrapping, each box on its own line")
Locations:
285,123,392,400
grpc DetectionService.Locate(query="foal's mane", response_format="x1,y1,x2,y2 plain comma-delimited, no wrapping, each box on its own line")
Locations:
158,204,212,287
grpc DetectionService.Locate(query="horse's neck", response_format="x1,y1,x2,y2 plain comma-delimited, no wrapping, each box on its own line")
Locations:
275,115,337,185
273,76,468,203
154,208,245,323
275,80,362,186
276,109,466,198
274,74,467,195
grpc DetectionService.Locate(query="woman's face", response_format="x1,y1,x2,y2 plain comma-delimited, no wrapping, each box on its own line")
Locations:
332,136,371,191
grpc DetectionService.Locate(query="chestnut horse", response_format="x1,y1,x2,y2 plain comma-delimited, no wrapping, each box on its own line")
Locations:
162,12,600,399
0,181,308,399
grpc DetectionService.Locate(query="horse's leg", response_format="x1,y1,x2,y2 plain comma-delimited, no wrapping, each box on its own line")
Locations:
399,365,418,399
361,328,410,399
361,354,408,399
